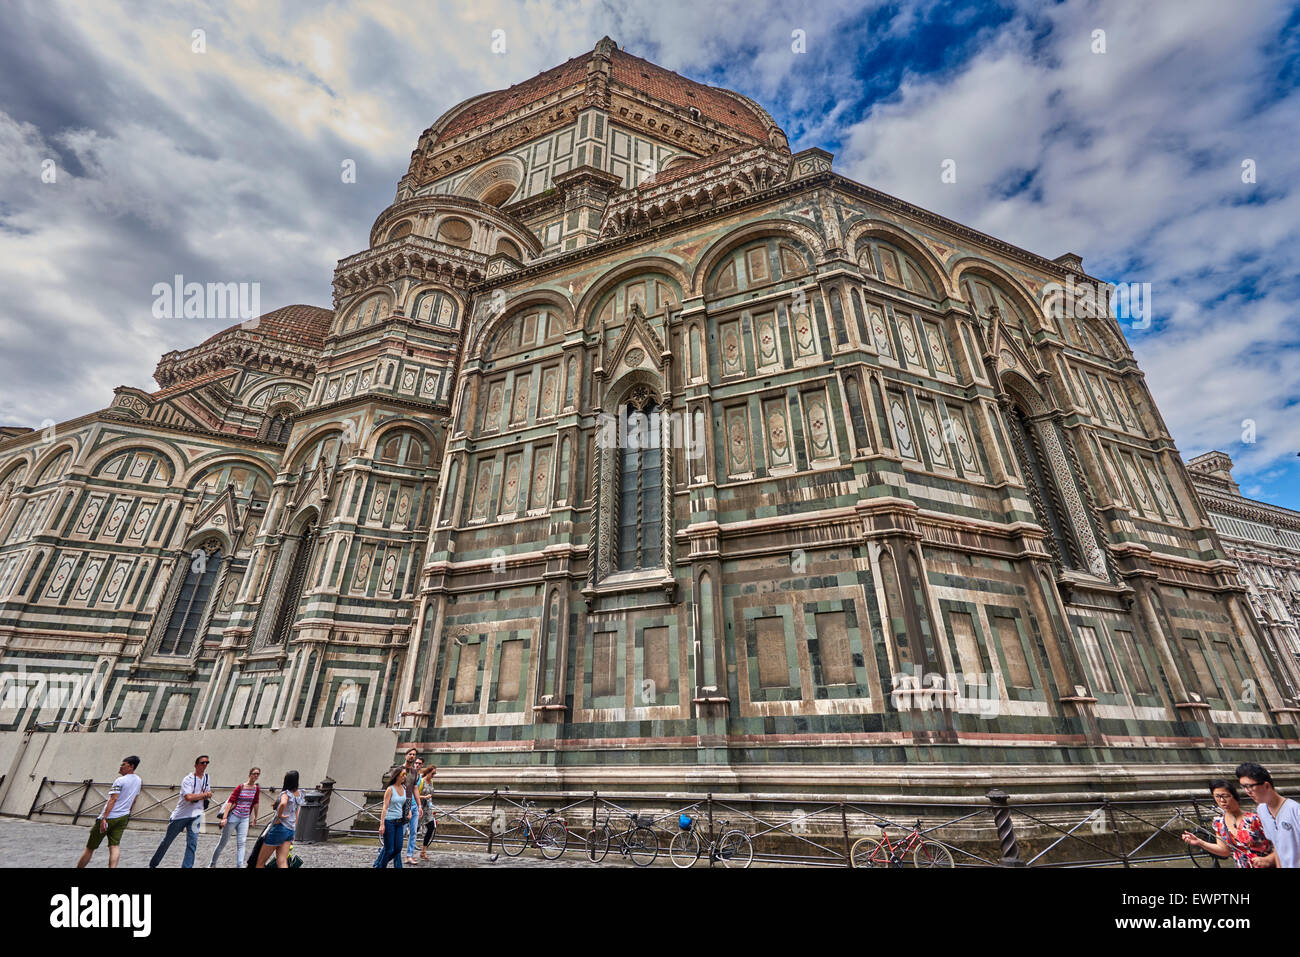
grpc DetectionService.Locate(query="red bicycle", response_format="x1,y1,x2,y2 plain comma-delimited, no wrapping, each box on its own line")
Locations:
850,819,954,868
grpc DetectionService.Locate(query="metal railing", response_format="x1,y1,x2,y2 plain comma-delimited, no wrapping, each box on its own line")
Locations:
24,777,1226,868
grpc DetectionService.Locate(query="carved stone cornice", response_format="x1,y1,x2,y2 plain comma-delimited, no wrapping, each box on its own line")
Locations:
598,146,790,239
333,235,490,301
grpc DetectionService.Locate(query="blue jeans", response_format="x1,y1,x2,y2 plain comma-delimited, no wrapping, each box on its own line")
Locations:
375,819,405,868
149,816,200,868
210,813,250,867
405,803,421,858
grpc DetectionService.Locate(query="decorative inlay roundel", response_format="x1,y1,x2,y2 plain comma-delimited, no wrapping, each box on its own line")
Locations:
625,347,646,366
998,348,1018,368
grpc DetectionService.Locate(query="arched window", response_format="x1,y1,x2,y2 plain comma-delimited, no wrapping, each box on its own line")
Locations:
411,289,458,326
481,183,516,207
375,429,429,467
617,396,663,571
706,236,812,298
859,239,937,298
160,542,223,656
436,218,473,248
262,404,294,444
193,462,272,503
342,292,391,333
35,450,72,484
293,432,342,471
962,275,1031,347
588,273,682,332
271,516,319,645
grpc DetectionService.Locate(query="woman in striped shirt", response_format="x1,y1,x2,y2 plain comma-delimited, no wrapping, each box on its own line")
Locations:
210,767,261,867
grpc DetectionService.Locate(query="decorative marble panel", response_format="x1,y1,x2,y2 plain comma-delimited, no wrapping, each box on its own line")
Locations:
917,398,949,468
720,321,744,376
888,393,917,460
470,460,494,522
753,311,781,371
790,309,818,359
725,405,752,475
530,446,553,510
763,398,793,468
802,389,835,461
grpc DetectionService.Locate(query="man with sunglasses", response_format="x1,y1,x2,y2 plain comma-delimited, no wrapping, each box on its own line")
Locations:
148,755,214,868
1236,762,1300,868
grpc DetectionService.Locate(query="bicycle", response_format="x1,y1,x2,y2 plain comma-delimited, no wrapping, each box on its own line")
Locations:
499,801,568,860
850,819,953,868
669,814,753,868
584,812,659,867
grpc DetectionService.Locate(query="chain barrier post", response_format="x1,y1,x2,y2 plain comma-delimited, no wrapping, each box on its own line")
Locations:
71,778,94,826
1104,799,1130,868
27,777,47,819
987,788,1023,866
840,802,851,867
487,788,499,855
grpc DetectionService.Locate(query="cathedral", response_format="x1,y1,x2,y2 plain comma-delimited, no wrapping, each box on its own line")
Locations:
1,38,1296,797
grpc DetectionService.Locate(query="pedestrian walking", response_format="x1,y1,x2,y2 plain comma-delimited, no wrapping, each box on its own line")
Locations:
373,748,419,866
209,767,261,867
404,757,425,865
1236,762,1300,867
255,770,304,869
148,755,213,868
418,764,438,862
1181,779,1273,867
76,755,142,868
374,767,409,869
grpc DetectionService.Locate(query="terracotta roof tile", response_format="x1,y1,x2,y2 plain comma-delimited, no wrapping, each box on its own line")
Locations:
199,304,334,351
437,45,774,144
150,368,234,400
607,50,770,142
440,56,590,139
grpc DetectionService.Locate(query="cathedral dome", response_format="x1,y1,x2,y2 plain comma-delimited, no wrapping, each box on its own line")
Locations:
405,37,788,198
432,40,784,147
199,304,334,351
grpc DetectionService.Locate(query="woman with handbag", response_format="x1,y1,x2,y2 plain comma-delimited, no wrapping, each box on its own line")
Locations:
255,770,303,869
210,767,261,867
375,767,409,868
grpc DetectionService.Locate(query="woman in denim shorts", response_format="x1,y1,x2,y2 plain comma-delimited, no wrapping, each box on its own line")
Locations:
256,770,303,868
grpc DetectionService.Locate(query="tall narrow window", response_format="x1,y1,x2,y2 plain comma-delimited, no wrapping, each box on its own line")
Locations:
271,519,318,644
617,397,663,571
160,545,222,656
1006,402,1082,571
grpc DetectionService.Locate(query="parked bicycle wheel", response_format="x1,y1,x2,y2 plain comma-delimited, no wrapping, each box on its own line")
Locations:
669,828,701,868
715,829,753,869
499,820,527,857
627,826,658,867
539,820,568,860
911,840,954,868
849,837,884,868
585,826,610,863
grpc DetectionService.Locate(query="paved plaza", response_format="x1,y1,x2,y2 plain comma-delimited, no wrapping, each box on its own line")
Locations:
0,818,632,868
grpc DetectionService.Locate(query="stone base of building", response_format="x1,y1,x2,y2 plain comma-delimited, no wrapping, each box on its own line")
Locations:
424,758,1300,802
0,726,398,818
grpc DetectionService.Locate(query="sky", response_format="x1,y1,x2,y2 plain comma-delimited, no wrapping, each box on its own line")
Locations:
0,0,1297,507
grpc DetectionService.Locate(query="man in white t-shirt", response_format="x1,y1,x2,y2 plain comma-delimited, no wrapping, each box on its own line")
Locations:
76,755,142,868
148,755,214,868
1236,761,1300,867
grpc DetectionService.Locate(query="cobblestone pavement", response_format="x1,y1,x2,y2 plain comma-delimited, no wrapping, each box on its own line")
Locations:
0,818,641,868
